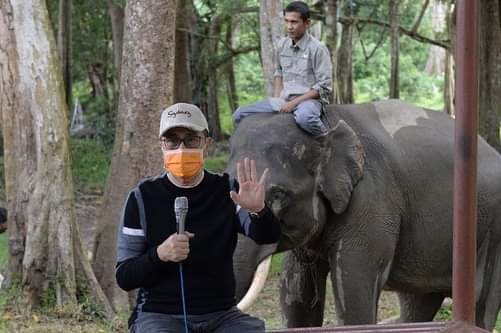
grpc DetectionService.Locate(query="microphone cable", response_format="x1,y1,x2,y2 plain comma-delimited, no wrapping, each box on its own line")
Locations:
179,262,189,333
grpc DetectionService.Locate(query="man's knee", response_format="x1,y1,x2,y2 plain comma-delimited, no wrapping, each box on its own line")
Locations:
294,107,319,126
294,101,326,136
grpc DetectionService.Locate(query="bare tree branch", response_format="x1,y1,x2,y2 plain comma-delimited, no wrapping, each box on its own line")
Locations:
339,16,450,49
358,25,387,62
216,45,260,67
411,0,430,33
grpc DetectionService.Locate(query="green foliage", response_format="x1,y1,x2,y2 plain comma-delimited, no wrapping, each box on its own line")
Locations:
352,1,445,110
434,303,501,330
74,81,116,148
0,283,20,315
205,153,229,173
434,304,452,321
70,138,111,193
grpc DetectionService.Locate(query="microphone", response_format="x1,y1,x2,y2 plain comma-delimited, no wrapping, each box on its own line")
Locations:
174,197,188,234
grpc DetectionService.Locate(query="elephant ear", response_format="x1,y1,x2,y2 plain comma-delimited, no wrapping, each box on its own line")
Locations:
316,120,365,214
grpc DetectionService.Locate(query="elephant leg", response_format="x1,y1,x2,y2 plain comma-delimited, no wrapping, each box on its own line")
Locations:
279,248,330,328
328,250,391,325
475,237,501,331
397,292,445,323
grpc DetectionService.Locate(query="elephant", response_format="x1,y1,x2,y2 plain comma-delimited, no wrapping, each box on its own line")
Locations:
228,100,501,330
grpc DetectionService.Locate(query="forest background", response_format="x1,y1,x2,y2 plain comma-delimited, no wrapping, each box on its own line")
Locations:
1,0,500,332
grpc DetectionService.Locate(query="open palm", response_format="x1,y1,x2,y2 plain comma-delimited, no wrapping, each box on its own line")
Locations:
230,158,269,213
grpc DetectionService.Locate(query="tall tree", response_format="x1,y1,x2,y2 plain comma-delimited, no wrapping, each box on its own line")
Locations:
206,15,223,140
107,0,124,116
174,0,193,103
108,0,124,80
259,0,282,97
92,0,177,308
324,0,338,103
444,1,455,116
0,0,112,316
336,0,355,104
224,17,239,112
479,0,501,152
424,0,445,75
57,0,72,111
389,0,400,99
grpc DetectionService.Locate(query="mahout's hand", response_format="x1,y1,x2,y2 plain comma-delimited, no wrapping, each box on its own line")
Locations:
279,100,296,113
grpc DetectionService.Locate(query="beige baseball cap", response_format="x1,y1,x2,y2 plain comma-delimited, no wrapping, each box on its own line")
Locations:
159,103,209,137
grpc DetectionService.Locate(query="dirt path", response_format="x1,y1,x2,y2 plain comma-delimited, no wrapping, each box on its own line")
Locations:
246,270,399,330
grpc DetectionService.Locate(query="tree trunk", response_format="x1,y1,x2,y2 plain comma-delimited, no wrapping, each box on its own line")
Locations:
87,63,107,98
389,0,400,99
425,0,446,75
108,0,124,80
324,0,338,103
479,0,501,152
206,16,223,141
92,0,177,309
107,0,124,115
225,17,238,112
0,0,25,284
57,0,72,112
444,3,455,116
0,0,113,317
259,0,283,97
174,0,193,103
336,1,355,104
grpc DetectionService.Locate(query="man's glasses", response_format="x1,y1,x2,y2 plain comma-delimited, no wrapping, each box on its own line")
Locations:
161,135,204,150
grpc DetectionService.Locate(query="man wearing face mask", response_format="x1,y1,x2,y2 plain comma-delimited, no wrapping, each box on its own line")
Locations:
116,103,281,333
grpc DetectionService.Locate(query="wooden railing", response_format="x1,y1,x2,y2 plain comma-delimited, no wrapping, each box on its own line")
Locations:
267,321,489,332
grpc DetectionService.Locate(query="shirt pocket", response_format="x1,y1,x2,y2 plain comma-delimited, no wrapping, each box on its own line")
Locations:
297,57,313,73
280,55,294,81
280,55,293,70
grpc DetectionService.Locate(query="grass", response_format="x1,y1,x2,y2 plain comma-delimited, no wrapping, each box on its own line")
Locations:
69,138,111,193
434,304,501,331
0,282,129,333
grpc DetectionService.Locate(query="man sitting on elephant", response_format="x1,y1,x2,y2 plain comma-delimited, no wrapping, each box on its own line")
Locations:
233,1,332,136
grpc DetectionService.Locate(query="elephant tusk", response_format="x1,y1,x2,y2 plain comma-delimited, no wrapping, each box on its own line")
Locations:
236,255,272,311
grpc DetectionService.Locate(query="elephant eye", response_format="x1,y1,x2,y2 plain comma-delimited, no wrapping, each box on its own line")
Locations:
266,185,290,214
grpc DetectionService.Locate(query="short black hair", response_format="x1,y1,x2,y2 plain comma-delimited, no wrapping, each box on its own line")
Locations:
284,1,310,21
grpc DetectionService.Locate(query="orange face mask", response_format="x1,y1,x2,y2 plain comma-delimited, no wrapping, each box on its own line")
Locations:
163,148,204,179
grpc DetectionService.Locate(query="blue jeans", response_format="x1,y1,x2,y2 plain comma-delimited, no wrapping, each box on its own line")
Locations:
233,98,326,136
130,307,265,333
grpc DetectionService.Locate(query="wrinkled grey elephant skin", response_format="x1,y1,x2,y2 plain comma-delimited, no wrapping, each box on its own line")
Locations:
228,100,501,330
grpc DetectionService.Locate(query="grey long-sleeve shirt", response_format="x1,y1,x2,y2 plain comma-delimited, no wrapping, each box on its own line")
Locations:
273,32,332,104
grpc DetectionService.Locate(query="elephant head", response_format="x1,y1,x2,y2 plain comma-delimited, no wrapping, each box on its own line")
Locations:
229,112,365,302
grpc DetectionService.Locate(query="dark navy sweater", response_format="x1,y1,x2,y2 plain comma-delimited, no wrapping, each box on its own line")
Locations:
115,171,280,318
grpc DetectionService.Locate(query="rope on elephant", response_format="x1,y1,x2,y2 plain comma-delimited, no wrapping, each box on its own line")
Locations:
292,248,321,308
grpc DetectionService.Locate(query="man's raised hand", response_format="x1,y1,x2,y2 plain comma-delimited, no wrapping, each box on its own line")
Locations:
230,158,269,213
